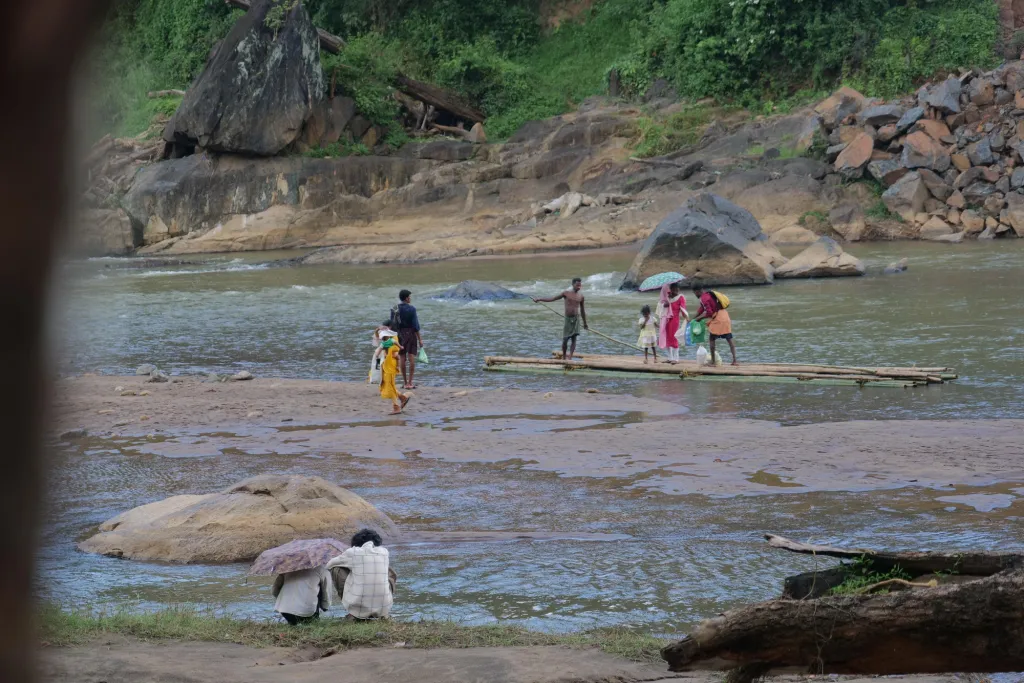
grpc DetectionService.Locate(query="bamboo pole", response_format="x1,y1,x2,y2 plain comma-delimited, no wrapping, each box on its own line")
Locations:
531,300,644,352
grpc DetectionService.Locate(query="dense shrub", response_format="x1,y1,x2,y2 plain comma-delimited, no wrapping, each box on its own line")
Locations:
616,0,998,103
92,0,999,141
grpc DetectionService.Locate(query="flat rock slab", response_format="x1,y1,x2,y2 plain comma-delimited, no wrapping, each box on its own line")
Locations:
40,641,684,683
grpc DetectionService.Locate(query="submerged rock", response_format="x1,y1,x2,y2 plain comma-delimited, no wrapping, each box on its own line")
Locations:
884,258,909,274
774,237,866,279
79,474,397,563
432,280,528,301
620,193,784,289
164,0,323,155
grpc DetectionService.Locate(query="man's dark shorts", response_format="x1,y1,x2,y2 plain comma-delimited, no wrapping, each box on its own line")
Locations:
711,333,734,341
398,328,418,355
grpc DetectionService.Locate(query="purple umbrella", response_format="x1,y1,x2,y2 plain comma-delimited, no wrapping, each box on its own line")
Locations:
248,538,348,576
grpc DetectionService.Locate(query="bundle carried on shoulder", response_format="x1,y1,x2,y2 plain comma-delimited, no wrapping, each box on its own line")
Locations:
711,290,730,310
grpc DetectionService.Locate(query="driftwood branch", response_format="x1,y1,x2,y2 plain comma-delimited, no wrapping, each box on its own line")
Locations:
765,534,1024,576
224,0,484,122
147,89,185,98
662,569,1024,675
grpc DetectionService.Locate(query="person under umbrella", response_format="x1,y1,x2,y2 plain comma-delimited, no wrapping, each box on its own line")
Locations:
272,565,332,625
250,538,347,626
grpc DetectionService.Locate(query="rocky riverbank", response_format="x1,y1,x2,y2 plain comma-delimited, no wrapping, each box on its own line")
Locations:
70,0,1020,269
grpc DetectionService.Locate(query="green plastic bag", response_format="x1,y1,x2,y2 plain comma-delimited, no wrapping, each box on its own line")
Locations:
689,319,709,345
417,347,429,364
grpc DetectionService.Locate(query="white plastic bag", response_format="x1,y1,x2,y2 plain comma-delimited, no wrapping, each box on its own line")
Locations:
713,350,724,366
368,347,383,384
675,319,688,345
695,344,709,366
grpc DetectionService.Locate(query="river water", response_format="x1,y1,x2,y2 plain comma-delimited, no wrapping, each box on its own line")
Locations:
42,241,1024,632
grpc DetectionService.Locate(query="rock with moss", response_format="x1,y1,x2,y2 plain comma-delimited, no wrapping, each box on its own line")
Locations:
164,0,324,156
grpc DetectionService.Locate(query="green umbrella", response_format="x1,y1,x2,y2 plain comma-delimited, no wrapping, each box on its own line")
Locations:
638,271,685,292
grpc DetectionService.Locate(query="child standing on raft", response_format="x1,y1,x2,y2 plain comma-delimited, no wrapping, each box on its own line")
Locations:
637,305,659,364
377,330,410,414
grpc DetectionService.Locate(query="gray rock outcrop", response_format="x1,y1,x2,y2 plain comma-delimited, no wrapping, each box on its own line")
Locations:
164,0,324,155
774,236,866,278
78,474,397,563
122,154,432,249
432,280,528,301
74,209,135,256
620,193,784,289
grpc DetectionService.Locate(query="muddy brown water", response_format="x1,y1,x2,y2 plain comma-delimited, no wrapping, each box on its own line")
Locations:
41,242,1024,632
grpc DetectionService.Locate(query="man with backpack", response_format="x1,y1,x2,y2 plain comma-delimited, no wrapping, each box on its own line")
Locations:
391,289,424,389
693,286,738,366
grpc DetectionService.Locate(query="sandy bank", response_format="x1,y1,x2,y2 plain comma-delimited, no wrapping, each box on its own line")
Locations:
40,638,964,683
53,376,1024,498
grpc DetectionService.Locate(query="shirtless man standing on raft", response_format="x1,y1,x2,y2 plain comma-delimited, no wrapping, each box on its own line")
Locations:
533,277,589,361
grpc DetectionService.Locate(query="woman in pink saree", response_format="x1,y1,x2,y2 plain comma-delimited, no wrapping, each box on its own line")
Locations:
658,283,688,364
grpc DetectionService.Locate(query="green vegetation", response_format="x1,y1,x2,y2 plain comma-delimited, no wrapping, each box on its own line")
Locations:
828,557,914,595
865,199,900,221
93,0,1000,144
39,604,668,663
632,105,717,158
302,141,371,158
799,210,830,226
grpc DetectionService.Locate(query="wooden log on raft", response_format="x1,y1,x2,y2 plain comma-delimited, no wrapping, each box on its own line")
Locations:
224,0,484,122
766,534,1024,576
661,569,1024,676
486,356,941,384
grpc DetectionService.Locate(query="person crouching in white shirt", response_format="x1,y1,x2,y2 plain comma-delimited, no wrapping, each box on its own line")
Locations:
272,565,332,625
326,529,396,620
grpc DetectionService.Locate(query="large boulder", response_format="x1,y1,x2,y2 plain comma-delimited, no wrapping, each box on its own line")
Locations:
432,280,528,301
901,131,951,173
122,154,433,249
883,172,929,222
74,209,135,256
814,87,867,128
1004,192,1024,237
619,193,783,289
834,133,874,180
921,76,962,114
164,0,324,155
78,475,397,563
774,237,865,279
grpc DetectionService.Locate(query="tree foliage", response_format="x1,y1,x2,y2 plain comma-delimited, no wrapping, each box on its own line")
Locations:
92,0,999,141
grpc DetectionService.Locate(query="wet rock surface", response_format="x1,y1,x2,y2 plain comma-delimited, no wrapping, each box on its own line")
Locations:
620,193,784,289
774,237,866,279
432,280,528,301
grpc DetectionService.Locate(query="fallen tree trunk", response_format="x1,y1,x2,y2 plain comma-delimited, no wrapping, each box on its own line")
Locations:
662,569,1024,675
147,89,185,98
224,0,484,122
766,534,1024,576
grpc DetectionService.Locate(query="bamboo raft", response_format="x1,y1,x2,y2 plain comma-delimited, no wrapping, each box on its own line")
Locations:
483,353,957,388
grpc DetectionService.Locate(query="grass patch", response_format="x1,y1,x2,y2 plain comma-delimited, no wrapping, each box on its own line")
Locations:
865,199,902,222
631,105,717,158
303,141,372,158
38,604,669,663
798,210,830,227
828,557,913,595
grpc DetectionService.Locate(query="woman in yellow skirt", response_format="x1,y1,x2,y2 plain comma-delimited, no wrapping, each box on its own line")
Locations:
378,330,410,414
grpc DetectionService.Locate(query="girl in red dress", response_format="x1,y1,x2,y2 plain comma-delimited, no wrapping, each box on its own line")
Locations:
658,282,689,364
